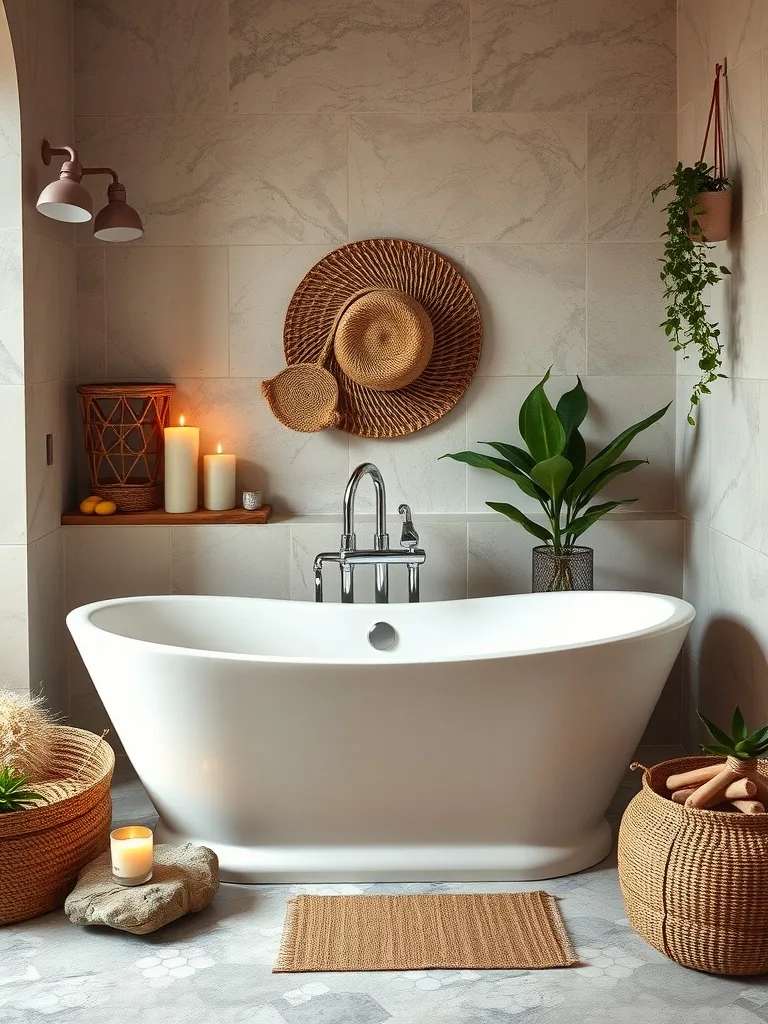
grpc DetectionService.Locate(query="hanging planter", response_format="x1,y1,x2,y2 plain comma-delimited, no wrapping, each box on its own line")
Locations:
652,64,731,424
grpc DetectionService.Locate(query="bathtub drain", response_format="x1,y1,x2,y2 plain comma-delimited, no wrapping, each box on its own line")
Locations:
368,621,397,651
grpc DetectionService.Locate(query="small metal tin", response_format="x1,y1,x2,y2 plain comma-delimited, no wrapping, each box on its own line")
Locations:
242,490,262,511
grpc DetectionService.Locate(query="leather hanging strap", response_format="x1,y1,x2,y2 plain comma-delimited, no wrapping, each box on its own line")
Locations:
699,63,726,177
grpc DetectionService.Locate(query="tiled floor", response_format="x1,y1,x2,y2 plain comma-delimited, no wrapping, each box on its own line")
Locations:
2,747,767,1023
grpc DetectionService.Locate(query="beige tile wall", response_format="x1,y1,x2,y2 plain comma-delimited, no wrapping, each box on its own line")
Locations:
64,0,682,742
0,0,77,709
676,0,768,748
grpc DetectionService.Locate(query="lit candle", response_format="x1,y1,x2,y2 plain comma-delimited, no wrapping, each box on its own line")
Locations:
203,443,236,511
110,825,153,886
164,414,199,513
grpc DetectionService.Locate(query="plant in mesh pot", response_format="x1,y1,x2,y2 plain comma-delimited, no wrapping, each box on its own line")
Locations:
441,371,669,592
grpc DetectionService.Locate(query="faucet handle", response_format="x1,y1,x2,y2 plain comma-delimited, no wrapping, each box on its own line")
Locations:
398,503,419,550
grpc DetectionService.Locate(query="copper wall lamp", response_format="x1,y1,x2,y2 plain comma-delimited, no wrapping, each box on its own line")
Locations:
36,140,143,241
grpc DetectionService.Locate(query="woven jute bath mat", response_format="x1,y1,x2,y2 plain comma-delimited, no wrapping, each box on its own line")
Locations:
273,892,577,973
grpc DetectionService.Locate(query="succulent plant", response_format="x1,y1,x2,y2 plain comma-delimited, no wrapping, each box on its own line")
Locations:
0,765,45,813
698,707,768,761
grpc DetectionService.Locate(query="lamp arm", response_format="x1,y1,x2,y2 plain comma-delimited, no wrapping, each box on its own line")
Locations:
82,166,120,184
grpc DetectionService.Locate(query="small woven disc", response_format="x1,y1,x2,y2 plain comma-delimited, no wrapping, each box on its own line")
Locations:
261,364,339,433
283,239,482,438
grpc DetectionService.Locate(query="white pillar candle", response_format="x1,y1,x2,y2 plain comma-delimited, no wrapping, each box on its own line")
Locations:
164,415,199,513
203,443,236,511
110,825,153,885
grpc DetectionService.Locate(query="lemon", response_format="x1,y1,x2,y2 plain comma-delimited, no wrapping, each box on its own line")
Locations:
94,500,117,516
79,495,102,514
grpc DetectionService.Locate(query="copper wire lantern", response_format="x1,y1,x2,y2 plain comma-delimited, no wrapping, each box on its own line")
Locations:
77,384,176,512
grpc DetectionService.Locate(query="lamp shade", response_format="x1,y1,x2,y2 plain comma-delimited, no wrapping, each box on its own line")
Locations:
93,183,143,242
36,176,93,223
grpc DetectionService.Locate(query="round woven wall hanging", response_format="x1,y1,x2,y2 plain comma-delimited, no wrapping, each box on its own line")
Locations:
275,238,482,438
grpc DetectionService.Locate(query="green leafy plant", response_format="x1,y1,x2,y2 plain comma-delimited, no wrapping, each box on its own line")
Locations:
652,161,731,424
698,707,768,761
442,371,669,574
0,765,45,813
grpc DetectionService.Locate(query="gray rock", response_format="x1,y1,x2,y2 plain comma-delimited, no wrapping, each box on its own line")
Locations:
64,842,219,935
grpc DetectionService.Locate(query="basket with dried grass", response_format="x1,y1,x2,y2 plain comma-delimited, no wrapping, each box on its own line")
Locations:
0,691,115,924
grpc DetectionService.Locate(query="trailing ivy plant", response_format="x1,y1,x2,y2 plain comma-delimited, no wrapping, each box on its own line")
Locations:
652,161,730,424
442,370,669,557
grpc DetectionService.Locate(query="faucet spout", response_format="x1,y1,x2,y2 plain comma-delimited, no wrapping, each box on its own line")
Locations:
342,462,387,539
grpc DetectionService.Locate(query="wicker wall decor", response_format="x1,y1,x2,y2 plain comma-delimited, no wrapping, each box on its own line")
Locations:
271,238,482,438
0,727,114,924
78,383,175,512
618,756,768,975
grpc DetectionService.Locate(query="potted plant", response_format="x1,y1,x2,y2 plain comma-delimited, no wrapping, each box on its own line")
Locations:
441,370,669,592
0,765,44,812
652,161,731,424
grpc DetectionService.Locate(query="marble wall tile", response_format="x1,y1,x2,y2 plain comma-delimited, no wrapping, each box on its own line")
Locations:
105,247,229,379
0,228,23,383
27,528,67,716
683,519,711,660
587,243,672,375
466,374,675,514
705,529,768,727
23,233,75,384
708,378,761,547
172,378,350,513
76,248,106,379
25,381,73,543
724,214,768,381
229,0,470,114
74,0,227,115
471,0,675,114
464,244,585,376
587,114,676,241
678,0,712,110
171,525,291,599
64,525,171,613
347,399,468,514
0,384,26,544
74,115,348,246
675,375,712,524
5,0,75,244
467,515,683,597
229,244,334,378
348,113,586,243
762,380,768,555
0,543,28,692
0,19,21,231
725,52,763,224
710,0,768,70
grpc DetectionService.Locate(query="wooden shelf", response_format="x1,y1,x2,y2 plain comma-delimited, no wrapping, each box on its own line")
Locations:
61,505,272,526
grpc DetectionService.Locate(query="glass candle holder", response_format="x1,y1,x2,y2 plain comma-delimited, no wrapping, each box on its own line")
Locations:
110,825,153,886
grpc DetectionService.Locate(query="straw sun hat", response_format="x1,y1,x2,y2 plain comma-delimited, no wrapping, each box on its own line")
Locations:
261,238,482,438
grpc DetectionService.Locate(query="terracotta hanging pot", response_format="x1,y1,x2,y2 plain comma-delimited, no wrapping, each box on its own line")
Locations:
688,188,732,243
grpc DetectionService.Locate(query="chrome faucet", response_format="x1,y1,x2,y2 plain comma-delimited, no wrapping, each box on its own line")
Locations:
313,463,426,603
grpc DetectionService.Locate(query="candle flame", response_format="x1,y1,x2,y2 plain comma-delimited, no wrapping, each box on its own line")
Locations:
179,414,185,426
217,442,222,454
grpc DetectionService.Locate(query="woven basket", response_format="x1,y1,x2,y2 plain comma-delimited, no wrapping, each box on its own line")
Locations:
78,383,175,512
618,755,768,975
0,727,115,925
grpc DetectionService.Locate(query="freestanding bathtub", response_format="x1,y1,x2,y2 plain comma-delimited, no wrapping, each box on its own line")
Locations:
67,591,693,883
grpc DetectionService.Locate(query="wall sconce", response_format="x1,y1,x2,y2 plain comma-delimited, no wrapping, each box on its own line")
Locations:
36,140,144,241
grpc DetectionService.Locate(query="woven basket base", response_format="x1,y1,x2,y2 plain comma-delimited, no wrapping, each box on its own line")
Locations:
93,482,162,512
619,756,768,975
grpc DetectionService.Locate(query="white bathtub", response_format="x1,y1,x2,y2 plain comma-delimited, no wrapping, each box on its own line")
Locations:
67,591,693,883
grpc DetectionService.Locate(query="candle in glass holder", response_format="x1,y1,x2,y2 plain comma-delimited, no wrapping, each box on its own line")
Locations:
203,443,236,511
110,825,153,886
164,414,199,513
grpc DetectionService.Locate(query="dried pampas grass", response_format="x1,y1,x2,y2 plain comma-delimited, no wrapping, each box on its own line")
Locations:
0,690,57,782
